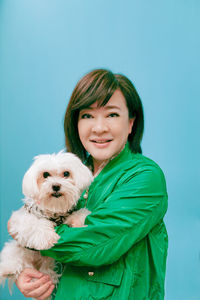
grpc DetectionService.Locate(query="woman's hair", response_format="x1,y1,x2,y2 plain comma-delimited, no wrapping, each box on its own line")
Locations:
64,69,144,162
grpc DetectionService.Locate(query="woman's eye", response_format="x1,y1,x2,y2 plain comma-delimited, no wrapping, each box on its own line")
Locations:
81,113,93,119
108,113,119,118
43,172,51,178
64,171,70,177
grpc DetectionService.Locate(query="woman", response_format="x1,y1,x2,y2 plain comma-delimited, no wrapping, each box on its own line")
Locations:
15,69,168,300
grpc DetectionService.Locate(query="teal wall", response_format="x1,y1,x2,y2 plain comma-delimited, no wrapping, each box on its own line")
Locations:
0,1,199,299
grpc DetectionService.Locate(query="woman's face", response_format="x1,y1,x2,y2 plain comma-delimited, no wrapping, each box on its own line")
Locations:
78,89,134,173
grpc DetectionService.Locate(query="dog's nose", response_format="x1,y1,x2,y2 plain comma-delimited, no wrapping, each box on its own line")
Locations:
52,185,61,192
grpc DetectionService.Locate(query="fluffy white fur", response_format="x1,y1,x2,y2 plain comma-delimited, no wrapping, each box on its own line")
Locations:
0,151,93,298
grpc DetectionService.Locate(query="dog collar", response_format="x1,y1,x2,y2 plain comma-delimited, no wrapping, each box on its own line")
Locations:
24,201,72,226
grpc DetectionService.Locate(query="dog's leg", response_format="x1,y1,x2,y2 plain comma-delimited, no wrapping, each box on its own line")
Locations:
38,255,60,285
0,240,36,284
35,253,60,300
65,208,91,227
0,240,25,280
9,208,60,250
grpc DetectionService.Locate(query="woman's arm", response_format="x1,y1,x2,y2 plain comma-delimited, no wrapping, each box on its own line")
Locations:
42,165,167,267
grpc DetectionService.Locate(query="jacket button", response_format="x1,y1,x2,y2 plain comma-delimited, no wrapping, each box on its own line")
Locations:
83,192,88,199
88,272,94,276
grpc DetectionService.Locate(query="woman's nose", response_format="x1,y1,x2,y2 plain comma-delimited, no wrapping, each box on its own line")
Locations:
91,118,108,133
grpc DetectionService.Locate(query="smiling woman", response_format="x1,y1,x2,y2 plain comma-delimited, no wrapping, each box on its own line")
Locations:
15,69,168,300
64,69,144,164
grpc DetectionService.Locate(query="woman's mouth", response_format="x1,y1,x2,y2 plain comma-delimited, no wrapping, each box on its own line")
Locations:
91,139,112,143
90,139,113,147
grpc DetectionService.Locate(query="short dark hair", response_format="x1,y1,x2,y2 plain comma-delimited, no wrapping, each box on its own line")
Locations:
64,69,144,162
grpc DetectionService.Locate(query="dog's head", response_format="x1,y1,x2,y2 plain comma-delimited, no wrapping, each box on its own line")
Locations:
22,151,93,213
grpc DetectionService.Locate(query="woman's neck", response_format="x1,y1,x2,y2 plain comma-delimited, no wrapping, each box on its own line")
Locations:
92,144,127,176
93,159,109,177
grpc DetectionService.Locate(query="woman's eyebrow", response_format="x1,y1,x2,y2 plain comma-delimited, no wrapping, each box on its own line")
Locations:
80,105,121,112
104,105,121,110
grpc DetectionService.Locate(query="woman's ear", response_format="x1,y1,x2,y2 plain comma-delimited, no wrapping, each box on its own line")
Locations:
128,117,135,134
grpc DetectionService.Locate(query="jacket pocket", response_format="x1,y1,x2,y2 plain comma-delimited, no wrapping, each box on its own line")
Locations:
81,258,124,286
55,260,124,300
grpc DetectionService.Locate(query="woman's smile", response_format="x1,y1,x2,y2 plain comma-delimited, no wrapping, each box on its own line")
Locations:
90,138,113,147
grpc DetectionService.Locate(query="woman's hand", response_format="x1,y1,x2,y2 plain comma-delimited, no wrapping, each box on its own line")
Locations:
16,268,55,300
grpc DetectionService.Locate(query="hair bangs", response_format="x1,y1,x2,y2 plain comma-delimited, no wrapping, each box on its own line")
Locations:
71,70,118,111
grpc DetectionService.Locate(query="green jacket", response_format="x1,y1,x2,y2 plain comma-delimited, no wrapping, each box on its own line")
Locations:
42,144,168,300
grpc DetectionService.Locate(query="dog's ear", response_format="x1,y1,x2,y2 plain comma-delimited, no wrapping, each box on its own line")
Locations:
22,159,39,199
74,162,93,192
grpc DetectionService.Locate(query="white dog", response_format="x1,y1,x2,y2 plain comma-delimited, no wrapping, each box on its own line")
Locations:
0,151,93,297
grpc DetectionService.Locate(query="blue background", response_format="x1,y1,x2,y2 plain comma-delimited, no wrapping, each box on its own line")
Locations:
0,1,200,299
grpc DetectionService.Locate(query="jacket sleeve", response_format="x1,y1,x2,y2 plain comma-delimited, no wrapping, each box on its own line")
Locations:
41,164,168,267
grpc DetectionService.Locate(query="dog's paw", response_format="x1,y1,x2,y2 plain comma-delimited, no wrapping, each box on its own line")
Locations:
65,208,91,227
66,217,85,227
38,231,60,250
26,230,60,250
0,265,18,281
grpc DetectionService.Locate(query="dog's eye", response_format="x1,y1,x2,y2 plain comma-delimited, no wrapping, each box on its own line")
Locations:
63,171,70,178
43,172,51,178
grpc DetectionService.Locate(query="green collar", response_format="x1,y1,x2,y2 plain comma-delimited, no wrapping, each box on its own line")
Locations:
92,143,133,181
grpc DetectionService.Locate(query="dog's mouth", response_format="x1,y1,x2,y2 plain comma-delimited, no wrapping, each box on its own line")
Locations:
51,192,63,198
